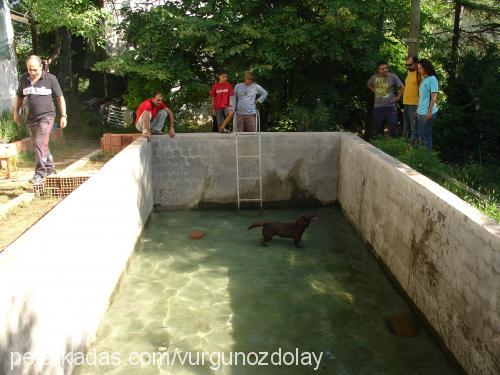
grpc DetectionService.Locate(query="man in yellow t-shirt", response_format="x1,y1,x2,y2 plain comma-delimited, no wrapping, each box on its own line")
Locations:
403,56,419,140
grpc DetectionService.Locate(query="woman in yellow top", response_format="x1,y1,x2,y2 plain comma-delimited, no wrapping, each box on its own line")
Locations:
403,55,420,141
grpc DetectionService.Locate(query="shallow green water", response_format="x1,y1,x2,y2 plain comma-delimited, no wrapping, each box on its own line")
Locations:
76,207,456,374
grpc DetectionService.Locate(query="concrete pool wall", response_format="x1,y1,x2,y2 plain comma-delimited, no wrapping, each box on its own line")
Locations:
338,133,500,374
0,132,498,374
0,140,153,375
152,132,341,208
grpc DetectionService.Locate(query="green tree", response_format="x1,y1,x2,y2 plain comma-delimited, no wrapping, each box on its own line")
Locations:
94,0,499,167
19,0,107,45
432,0,500,164
13,0,108,87
96,0,415,131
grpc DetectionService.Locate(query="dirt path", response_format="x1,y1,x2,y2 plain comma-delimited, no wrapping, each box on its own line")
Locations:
75,152,114,172
0,138,101,252
0,197,61,251
0,139,99,202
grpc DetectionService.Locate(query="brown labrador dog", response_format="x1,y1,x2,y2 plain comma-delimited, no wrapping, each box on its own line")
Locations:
248,212,317,248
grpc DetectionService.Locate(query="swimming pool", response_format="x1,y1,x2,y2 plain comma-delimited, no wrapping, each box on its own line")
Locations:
75,207,455,374
3,133,496,374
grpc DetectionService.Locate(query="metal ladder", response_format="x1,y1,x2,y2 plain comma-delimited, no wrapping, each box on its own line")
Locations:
234,111,263,209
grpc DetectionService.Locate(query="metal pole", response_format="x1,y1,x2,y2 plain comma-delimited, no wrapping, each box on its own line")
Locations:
235,113,240,209
257,111,263,211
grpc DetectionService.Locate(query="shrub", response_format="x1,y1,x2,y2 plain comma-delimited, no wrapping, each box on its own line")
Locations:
373,137,499,222
268,101,344,132
371,137,443,175
434,47,500,164
0,112,28,143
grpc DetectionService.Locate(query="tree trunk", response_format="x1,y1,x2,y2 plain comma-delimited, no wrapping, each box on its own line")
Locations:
29,23,38,55
368,0,387,140
450,1,464,75
376,0,387,43
408,0,420,56
57,28,73,93
43,29,62,72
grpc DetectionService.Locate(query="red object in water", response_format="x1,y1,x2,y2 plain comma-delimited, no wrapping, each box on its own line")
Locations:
190,230,206,240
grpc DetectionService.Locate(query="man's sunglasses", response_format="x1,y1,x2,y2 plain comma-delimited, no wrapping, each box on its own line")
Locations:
406,63,415,67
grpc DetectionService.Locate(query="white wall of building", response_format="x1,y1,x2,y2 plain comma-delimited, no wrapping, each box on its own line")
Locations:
0,0,17,115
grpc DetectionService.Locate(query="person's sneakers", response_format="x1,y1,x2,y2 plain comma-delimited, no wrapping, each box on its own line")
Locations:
30,174,45,185
47,169,57,176
151,130,164,135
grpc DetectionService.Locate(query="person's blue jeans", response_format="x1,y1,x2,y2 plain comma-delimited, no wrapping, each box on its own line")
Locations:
417,113,437,151
403,105,417,140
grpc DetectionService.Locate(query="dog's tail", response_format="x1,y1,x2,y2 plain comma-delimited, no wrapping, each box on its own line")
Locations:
247,221,266,230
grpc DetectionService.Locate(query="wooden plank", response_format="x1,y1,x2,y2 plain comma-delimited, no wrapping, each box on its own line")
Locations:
9,12,30,25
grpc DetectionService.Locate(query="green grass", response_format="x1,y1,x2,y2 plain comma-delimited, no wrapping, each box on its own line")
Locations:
16,138,75,168
0,112,28,143
0,186,29,204
372,137,500,223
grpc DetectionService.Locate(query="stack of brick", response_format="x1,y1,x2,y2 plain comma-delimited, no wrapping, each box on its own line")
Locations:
100,133,143,153
33,176,90,198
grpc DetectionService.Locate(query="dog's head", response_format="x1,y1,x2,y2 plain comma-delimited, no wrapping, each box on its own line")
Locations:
296,212,318,227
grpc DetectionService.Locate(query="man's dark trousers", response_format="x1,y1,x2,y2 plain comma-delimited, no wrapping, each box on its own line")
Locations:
373,106,397,137
28,116,55,177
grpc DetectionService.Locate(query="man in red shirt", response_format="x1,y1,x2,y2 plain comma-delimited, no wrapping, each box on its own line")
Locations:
210,71,234,133
135,92,175,141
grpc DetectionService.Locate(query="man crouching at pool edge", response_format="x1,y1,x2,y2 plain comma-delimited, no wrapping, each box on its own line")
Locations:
135,92,175,141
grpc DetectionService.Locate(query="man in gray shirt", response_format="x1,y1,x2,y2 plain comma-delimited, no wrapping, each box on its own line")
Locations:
367,61,404,137
234,71,268,132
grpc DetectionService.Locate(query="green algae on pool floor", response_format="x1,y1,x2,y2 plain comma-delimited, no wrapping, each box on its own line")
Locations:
75,207,456,374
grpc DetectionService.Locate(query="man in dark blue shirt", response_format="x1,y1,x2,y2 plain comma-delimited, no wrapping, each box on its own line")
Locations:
13,55,67,184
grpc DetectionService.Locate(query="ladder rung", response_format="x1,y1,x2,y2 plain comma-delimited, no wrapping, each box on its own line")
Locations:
235,112,262,209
